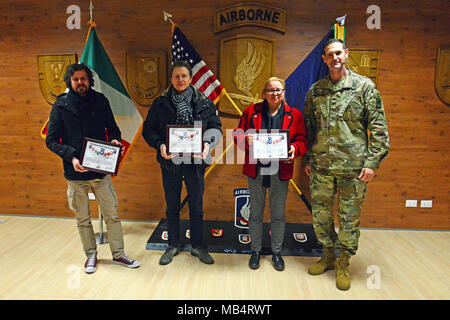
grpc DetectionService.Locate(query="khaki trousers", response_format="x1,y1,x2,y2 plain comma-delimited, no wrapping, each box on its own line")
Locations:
66,175,124,259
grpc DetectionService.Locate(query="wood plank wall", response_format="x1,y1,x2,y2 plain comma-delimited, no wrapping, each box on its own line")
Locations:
0,0,448,229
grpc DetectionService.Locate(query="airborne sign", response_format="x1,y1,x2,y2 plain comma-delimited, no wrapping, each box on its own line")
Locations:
215,3,286,33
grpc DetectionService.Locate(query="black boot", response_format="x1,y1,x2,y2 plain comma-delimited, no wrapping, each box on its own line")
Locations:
248,251,260,270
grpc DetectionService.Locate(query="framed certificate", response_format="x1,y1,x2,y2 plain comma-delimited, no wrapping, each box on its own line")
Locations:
251,130,290,161
166,125,203,155
80,138,122,175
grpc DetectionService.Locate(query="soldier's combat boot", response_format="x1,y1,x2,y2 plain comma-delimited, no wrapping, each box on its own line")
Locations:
336,251,351,291
308,247,336,275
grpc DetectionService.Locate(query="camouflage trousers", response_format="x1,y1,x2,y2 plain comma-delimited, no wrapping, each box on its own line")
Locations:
310,169,368,256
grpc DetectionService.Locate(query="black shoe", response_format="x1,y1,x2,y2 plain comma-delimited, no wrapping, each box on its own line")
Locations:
272,253,285,271
249,251,260,270
159,246,179,265
191,247,214,264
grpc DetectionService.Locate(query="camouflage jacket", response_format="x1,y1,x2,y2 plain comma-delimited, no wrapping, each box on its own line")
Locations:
304,70,389,172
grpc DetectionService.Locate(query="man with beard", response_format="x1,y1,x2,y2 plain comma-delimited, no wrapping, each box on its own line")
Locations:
46,63,140,274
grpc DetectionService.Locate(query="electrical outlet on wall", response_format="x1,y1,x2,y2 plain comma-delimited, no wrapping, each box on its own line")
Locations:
405,200,417,207
420,200,433,208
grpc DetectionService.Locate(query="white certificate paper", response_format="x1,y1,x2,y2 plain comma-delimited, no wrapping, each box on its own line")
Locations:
252,131,289,160
167,126,203,154
81,138,121,175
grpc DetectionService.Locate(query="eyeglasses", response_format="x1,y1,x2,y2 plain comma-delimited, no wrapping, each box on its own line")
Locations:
264,88,285,95
71,76,89,83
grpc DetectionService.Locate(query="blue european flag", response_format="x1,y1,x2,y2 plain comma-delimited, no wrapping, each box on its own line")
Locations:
285,29,334,114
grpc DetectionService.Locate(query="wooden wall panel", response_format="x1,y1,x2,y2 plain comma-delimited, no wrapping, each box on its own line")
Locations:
0,0,448,229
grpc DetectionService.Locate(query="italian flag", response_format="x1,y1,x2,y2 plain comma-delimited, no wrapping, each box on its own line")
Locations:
80,24,143,162
41,23,143,165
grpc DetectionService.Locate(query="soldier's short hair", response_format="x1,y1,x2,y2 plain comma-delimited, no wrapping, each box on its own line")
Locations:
64,63,94,88
323,38,346,55
170,60,192,78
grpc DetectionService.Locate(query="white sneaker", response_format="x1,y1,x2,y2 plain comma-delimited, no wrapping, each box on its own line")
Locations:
113,254,141,268
84,254,97,274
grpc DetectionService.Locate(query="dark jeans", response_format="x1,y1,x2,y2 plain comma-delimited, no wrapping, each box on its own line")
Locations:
161,165,205,249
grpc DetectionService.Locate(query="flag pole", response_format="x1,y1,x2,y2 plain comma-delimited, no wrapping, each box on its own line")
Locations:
86,1,96,44
164,11,243,115
40,1,97,141
86,1,107,244
163,11,310,212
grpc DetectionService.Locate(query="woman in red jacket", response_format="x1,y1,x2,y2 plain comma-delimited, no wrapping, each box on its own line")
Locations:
234,77,308,271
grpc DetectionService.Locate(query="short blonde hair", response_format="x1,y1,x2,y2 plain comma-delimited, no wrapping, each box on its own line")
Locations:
261,77,285,97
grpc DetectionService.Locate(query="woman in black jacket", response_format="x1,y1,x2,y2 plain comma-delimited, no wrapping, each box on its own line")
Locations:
142,60,222,265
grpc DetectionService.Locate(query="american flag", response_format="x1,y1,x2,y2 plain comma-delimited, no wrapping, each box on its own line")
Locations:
171,25,225,105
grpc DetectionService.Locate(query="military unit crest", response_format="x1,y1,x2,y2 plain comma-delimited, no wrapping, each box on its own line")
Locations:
211,229,223,237
293,233,307,243
37,54,77,104
126,51,167,107
346,49,381,87
435,47,450,105
234,188,250,228
238,234,251,244
219,35,276,115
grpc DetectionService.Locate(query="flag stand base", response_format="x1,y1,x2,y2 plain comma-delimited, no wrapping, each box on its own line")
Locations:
95,232,108,245
95,212,108,245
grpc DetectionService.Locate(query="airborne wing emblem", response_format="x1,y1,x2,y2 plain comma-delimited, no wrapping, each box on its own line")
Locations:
230,42,265,106
219,35,276,115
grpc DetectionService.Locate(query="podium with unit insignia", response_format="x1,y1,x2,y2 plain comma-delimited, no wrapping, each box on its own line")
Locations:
147,187,322,256
146,219,322,257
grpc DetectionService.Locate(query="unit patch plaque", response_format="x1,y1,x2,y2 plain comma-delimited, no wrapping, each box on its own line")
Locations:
126,52,167,107
346,49,381,87
37,54,77,104
435,47,450,105
219,35,276,115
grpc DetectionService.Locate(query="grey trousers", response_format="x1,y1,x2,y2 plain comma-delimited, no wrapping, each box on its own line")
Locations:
66,175,125,259
247,173,289,253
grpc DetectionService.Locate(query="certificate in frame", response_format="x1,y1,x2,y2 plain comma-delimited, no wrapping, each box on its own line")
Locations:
166,125,203,155
251,130,290,161
80,138,122,175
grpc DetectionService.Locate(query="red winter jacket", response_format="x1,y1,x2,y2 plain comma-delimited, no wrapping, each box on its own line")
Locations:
234,101,308,180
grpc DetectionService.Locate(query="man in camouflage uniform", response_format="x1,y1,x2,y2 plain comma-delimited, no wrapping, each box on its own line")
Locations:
304,39,389,290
